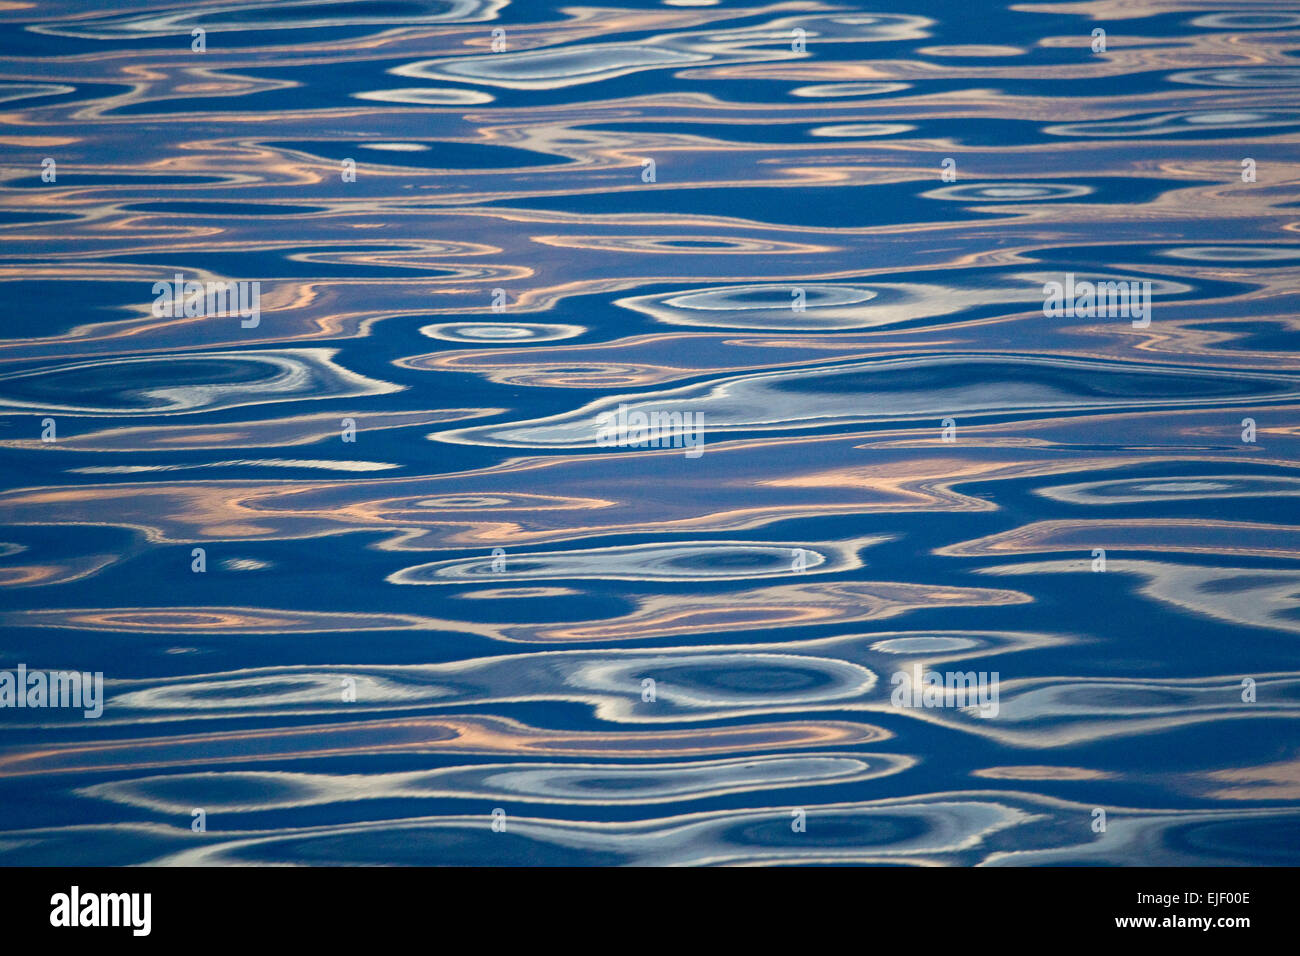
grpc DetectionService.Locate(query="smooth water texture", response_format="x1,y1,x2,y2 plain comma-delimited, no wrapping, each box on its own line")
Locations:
0,0,1298,865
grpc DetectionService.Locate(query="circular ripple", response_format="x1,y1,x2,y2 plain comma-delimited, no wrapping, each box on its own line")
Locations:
667,284,876,312
359,142,429,151
570,652,873,708
1047,110,1291,137
388,542,836,584
924,182,1092,202
1191,12,1300,29
871,636,981,654
354,87,495,105
811,123,914,137
1039,475,1300,505
791,82,911,97
1161,245,1300,262
414,495,516,508
0,349,393,416
419,322,583,344
1170,68,1300,87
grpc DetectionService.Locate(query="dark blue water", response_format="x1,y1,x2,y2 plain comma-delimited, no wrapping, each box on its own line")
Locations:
0,0,1298,865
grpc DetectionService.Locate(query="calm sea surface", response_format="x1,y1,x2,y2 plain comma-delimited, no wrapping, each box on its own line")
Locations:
1,0,1298,865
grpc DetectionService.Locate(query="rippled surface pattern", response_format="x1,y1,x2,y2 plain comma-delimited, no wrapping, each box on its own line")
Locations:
2,0,1299,866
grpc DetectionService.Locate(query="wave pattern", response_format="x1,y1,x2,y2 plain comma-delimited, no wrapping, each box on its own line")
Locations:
0,0,1298,865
